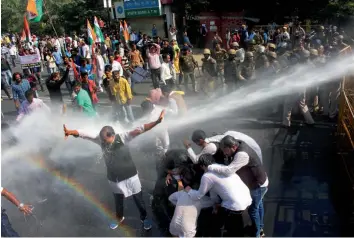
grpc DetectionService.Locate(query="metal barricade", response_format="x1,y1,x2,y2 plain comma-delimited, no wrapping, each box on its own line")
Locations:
337,46,354,151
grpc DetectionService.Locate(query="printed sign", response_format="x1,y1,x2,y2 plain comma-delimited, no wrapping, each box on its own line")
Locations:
114,0,126,18
19,55,41,69
124,0,161,17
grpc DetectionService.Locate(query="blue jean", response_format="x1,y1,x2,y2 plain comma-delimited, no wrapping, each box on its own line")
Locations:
122,104,135,122
1,209,20,237
248,186,268,237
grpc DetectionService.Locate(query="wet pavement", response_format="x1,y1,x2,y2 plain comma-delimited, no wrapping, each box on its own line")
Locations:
1,60,341,237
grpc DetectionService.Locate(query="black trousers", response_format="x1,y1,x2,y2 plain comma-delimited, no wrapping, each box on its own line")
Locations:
150,68,161,89
113,192,147,221
219,207,245,237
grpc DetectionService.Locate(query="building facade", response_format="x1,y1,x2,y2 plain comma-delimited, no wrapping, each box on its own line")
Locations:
112,0,174,38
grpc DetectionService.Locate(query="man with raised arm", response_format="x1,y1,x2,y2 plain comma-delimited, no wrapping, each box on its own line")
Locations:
63,110,165,230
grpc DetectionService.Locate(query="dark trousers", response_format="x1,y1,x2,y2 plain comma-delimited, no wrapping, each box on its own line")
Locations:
10,55,16,67
1,209,20,237
1,83,11,99
150,68,161,89
113,192,147,221
219,207,245,237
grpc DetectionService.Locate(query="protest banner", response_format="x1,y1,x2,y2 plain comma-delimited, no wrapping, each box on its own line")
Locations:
19,54,41,69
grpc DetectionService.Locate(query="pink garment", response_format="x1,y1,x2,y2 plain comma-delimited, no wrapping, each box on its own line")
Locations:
146,43,161,69
149,88,162,104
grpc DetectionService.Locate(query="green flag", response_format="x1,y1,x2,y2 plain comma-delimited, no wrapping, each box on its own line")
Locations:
29,0,43,23
93,16,105,43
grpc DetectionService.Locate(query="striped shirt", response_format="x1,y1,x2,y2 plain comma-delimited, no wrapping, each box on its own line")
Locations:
11,79,31,103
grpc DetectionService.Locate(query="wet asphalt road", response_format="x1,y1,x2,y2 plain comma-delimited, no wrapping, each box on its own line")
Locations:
1,59,341,237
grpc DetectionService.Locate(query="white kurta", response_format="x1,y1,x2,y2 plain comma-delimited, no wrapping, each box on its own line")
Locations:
108,173,141,197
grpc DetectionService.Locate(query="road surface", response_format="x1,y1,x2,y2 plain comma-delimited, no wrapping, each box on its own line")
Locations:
1,58,340,236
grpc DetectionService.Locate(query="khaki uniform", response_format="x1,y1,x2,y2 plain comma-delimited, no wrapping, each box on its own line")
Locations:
179,54,198,91
237,61,256,83
201,57,217,93
282,61,315,127
213,49,228,83
224,58,240,91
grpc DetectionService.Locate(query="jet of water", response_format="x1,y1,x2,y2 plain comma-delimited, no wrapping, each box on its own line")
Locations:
2,55,354,165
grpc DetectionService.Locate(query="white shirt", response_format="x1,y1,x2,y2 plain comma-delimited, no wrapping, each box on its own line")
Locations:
81,44,91,59
149,106,170,154
119,47,125,58
169,30,177,41
55,39,61,49
187,143,217,164
1,46,9,55
130,33,137,42
9,46,17,56
160,62,175,84
206,130,262,162
111,61,123,76
189,171,252,212
16,98,50,122
169,190,213,237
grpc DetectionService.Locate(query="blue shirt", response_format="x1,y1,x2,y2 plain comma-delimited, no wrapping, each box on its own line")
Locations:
11,79,31,103
53,51,63,64
80,64,94,80
263,32,268,44
152,28,157,37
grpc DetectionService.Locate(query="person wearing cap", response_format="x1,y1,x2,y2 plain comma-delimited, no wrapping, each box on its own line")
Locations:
230,41,239,51
63,110,165,231
237,51,256,83
179,46,198,92
255,45,270,72
201,48,217,93
267,43,276,53
212,43,228,84
282,49,315,128
224,49,240,92
266,51,281,75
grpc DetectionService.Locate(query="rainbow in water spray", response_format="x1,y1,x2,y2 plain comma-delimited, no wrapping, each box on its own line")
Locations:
28,155,136,236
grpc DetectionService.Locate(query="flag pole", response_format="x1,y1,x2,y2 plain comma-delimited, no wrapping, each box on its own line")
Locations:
42,0,58,37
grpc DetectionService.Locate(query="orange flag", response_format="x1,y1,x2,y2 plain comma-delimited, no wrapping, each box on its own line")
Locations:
20,29,26,41
123,20,129,42
26,0,38,16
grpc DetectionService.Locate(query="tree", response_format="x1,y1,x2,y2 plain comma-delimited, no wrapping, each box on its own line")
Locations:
1,0,26,32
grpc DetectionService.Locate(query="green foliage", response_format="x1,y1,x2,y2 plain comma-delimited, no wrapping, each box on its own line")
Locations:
1,0,107,35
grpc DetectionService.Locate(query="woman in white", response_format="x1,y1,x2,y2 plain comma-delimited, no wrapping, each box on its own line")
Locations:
95,49,105,92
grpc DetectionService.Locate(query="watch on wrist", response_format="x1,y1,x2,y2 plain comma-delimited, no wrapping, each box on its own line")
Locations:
18,203,24,209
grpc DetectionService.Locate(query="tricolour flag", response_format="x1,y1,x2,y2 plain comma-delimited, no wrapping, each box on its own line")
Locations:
28,0,43,23
23,15,32,42
123,20,129,42
26,0,38,16
94,16,105,43
87,19,97,45
20,29,26,42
